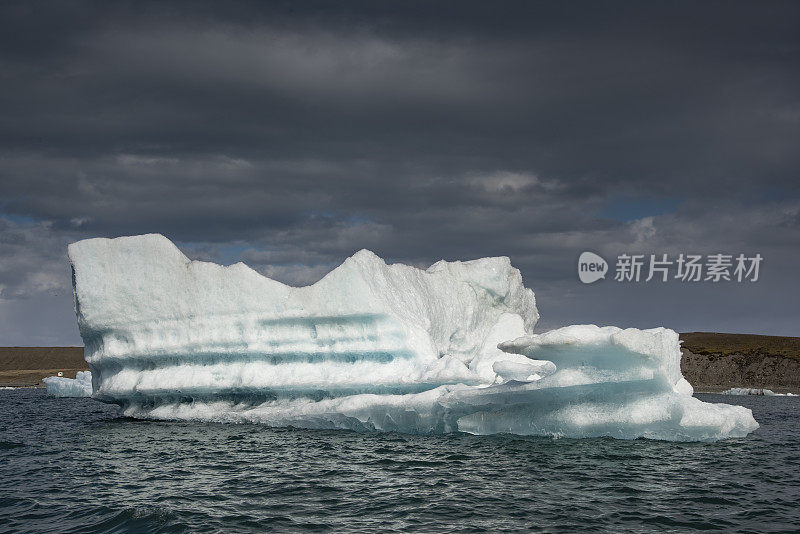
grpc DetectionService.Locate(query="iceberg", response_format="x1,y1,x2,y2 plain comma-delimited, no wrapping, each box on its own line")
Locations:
722,388,776,396
722,388,796,396
43,370,93,397
67,234,758,441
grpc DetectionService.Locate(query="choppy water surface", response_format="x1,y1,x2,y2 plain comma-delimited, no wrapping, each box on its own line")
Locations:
1,390,798,533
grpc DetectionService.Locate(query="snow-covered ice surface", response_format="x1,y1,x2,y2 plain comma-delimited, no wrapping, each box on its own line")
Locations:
67,234,758,441
43,370,93,397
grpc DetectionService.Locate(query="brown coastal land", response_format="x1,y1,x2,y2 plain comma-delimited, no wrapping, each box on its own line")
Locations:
680,332,800,393
1,333,799,391
0,347,87,387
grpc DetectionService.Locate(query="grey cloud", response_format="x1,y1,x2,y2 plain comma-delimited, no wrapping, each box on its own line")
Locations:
0,1,798,343
0,219,76,299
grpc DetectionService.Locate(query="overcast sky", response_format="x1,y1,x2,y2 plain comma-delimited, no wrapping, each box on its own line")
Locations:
1,1,798,345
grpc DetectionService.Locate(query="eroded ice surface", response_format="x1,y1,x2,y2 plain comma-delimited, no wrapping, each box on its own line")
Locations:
67,234,758,441
43,370,93,398
493,326,757,441
69,234,538,399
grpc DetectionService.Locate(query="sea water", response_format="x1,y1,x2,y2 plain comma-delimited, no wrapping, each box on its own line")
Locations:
1,389,797,533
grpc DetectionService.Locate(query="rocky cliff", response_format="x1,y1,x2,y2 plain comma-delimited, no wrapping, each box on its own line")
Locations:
680,332,800,393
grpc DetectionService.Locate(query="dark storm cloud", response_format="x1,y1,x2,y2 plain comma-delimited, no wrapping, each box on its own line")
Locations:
0,1,798,343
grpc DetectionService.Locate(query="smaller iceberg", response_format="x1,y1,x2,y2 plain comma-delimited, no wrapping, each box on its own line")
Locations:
43,371,93,398
722,388,796,397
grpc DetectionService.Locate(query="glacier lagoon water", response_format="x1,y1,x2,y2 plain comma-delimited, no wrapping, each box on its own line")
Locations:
1,389,798,533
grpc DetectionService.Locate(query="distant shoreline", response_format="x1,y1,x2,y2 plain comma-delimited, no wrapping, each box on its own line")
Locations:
0,346,86,387
680,332,800,394
2,332,799,392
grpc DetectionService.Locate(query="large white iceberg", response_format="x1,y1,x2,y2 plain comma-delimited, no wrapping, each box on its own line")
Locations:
67,234,758,441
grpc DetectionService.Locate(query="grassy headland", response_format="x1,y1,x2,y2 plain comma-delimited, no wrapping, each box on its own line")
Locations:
680,332,800,361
